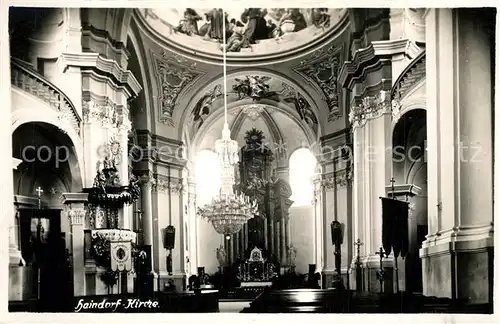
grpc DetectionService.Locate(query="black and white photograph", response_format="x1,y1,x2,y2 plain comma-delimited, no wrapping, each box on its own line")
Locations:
1,2,497,318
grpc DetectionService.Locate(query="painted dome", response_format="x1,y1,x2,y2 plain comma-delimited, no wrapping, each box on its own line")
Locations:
138,8,347,61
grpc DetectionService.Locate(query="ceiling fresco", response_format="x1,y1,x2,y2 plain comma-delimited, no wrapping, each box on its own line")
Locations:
139,8,346,57
187,75,318,138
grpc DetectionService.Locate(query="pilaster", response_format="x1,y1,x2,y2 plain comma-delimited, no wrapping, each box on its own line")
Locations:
9,159,25,301
62,192,89,297
186,176,198,276
420,8,494,304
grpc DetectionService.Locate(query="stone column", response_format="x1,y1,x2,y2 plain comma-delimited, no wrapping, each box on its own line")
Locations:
139,175,154,266
244,224,249,250
186,177,198,275
9,159,25,301
350,91,394,293
62,193,89,297
117,111,132,230
312,176,323,273
420,8,494,303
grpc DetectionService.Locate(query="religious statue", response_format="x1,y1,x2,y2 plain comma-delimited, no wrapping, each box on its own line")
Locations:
174,8,202,36
216,245,227,266
287,245,297,266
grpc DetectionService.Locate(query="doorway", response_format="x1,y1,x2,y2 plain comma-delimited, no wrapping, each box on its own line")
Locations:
19,209,72,311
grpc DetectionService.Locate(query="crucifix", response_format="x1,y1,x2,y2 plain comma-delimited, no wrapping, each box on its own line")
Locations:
353,239,363,291
375,246,385,294
389,177,396,199
34,186,44,300
36,187,43,209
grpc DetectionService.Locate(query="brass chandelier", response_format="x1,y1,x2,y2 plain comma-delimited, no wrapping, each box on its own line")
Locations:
197,10,258,235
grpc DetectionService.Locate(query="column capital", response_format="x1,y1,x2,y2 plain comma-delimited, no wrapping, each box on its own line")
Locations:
68,209,86,226
137,172,155,186
349,90,392,128
152,177,185,195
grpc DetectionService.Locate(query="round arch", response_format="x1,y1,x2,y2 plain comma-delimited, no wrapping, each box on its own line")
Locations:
189,100,317,160
177,68,325,140
12,107,84,189
11,116,84,191
127,20,154,132
392,94,426,132
289,147,317,206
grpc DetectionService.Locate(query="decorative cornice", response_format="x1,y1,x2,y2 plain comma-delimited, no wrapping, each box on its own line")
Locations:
339,39,422,90
349,90,391,128
58,52,142,98
385,184,422,197
61,192,89,204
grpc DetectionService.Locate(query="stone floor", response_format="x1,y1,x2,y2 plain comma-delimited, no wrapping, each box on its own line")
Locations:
218,301,251,313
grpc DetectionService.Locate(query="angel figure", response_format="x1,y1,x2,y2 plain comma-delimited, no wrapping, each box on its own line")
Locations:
216,245,227,266
283,94,318,126
247,76,271,100
191,84,223,130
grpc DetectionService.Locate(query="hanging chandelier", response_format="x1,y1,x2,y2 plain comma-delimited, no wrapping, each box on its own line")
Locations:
197,11,258,235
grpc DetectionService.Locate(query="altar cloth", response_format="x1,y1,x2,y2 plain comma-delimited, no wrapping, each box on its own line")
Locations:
240,281,272,287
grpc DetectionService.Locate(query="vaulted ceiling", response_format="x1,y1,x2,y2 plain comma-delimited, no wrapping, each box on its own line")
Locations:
128,7,353,155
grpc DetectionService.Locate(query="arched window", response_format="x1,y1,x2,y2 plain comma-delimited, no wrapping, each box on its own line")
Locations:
195,150,221,206
289,148,317,206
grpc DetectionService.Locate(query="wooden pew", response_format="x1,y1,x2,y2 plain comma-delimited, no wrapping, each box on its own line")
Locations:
241,289,493,314
242,289,341,313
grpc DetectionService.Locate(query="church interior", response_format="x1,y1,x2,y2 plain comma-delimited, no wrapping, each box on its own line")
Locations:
6,7,495,313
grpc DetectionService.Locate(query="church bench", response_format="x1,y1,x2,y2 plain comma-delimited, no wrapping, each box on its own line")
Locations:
243,289,340,313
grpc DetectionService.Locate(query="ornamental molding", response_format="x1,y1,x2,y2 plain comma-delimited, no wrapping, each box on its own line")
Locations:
391,51,426,124
82,99,132,134
293,44,343,122
11,58,82,136
151,176,184,195
58,52,142,98
339,39,422,89
137,173,155,187
151,142,187,168
321,168,352,191
349,90,392,129
152,51,205,126
68,209,86,226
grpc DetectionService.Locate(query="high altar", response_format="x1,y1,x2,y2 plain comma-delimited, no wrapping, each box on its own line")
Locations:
222,129,294,279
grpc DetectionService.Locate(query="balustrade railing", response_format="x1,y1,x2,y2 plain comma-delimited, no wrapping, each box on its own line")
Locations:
10,57,81,135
